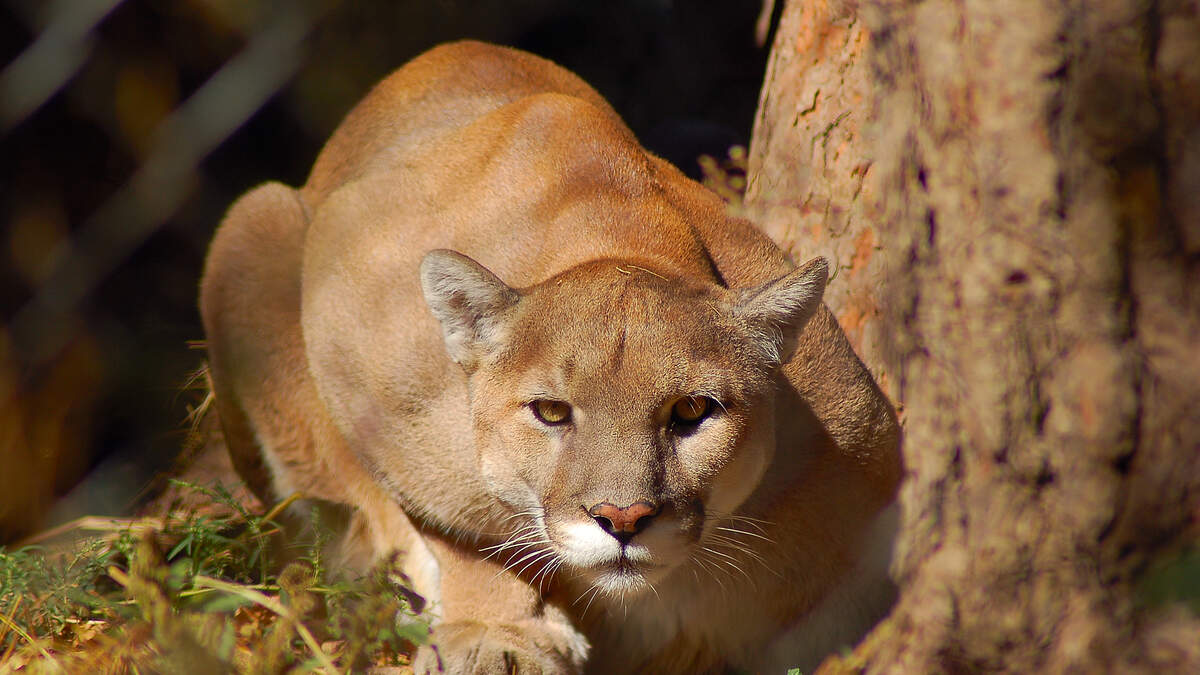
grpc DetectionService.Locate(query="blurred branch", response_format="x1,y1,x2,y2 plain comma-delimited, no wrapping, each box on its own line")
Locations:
5,1,331,376
0,0,125,134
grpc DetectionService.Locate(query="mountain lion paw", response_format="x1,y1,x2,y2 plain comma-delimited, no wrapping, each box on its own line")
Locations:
413,620,584,675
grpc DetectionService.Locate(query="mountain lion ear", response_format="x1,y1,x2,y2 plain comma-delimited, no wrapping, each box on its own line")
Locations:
732,256,829,364
420,249,520,370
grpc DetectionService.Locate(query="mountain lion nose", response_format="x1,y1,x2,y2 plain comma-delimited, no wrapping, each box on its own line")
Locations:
588,501,659,544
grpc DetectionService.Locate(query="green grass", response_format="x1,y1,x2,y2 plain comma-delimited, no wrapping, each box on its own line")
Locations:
0,481,427,673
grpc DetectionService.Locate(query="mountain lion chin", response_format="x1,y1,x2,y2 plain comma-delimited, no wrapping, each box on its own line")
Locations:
588,565,654,596
570,553,677,598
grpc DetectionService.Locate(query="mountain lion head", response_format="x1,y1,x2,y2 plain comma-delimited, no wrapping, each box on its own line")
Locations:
421,250,828,595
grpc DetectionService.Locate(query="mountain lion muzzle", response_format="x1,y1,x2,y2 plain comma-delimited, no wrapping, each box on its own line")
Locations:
200,40,902,674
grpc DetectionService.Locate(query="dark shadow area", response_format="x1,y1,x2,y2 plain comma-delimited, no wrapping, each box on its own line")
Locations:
0,0,771,540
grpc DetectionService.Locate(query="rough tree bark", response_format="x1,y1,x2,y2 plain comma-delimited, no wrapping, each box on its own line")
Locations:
746,0,1200,672
746,0,894,400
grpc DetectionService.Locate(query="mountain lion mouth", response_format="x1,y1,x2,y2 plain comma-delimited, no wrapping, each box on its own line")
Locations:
582,559,658,597
478,506,690,597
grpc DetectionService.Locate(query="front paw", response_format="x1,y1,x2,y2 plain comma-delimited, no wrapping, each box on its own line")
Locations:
412,619,585,675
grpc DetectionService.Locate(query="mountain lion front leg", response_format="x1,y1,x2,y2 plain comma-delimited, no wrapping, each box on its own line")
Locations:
412,530,589,675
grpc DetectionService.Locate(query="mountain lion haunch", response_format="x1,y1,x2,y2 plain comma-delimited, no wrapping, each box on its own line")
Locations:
200,41,901,674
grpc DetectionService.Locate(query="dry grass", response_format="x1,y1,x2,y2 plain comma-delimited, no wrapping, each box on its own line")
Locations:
699,145,749,208
0,481,428,674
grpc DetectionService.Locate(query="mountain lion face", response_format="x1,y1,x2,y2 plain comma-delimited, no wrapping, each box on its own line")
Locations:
422,253,826,595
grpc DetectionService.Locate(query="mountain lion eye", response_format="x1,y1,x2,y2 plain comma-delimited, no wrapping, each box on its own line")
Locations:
671,396,713,425
531,399,571,425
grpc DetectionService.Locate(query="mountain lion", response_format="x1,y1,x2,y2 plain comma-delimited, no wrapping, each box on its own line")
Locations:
200,41,901,673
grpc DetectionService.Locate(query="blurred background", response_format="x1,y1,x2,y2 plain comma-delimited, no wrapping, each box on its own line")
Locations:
0,0,776,541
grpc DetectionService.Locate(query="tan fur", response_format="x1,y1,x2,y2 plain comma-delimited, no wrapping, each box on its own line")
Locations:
200,41,901,674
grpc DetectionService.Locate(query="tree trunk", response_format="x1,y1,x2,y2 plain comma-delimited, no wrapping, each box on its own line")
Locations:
747,1,1200,672
746,0,896,401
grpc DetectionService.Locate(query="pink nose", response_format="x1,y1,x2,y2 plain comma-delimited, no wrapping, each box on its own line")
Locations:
588,501,659,543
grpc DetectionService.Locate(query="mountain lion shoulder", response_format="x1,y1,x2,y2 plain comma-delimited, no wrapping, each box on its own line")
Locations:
200,40,901,674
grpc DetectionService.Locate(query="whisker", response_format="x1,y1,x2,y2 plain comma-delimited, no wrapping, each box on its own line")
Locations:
479,531,539,555
576,583,604,620
480,527,541,550
481,539,538,563
498,508,542,525
512,547,557,580
705,510,774,531
531,558,563,594
572,583,599,607
692,553,730,595
706,534,783,580
706,534,769,563
714,525,776,544
495,520,543,536
479,522,545,562
480,509,545,538
645,578,661,604
723,517,773,533
502,545,554,574
491,544,547,581
700,544,744,566
700,545,754,584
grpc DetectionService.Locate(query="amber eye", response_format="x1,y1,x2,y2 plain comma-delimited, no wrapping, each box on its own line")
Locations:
671,396,714,425
531,399,572,425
